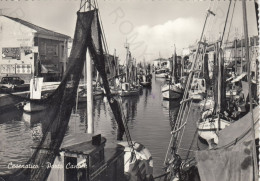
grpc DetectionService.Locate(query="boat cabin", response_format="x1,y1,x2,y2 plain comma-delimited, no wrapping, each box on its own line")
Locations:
31,134,125,181
190,75,206,93
121,82,130,91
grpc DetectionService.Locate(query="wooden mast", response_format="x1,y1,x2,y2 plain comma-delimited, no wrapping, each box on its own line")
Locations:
217,43,222,132
86,0,94,134
125,40,129,83
242,0,258,178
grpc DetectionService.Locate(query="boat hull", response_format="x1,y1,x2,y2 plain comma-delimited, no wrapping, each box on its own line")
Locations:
119,89,139,97
199,98,214,110
162,89,182,99
155,73,168,78
189,92,205,101
161,84,183,99
23,102,46,113
198,118,231,145
140,82,151,87
78,89,104,102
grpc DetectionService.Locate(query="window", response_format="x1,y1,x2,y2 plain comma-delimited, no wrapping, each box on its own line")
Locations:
39,42,46,55
46,44,58,56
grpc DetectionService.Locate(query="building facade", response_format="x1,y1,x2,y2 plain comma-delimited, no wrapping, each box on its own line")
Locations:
153,58,171,70
0,15,71,83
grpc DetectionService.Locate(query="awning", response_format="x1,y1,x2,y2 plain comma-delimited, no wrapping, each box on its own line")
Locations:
231,72,247,83
217,105,259,148
41,64,60,74
226,76,234,82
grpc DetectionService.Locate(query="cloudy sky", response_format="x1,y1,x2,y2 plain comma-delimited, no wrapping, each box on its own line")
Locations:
0,0,258,63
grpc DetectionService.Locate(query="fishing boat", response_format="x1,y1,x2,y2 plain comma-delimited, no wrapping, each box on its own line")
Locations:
139,62,152,87
197,40,232,146
118,82,140,97
154,68,169,78
161,82,183,100
161,45,184,100
119,42,140,97
161,2,259,180
189,75,206,101
140,74,152,87
199,96,214,110
0,2,154,180
197,114,231,147
77,87,104,103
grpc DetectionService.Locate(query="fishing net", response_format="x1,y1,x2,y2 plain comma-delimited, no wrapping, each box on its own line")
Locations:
0,9,125,181
212,47,226,113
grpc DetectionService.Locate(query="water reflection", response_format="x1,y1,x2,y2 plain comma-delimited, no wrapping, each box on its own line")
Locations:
162,100,181,130
0,109,33,174
143,87,152,110
0,76,181,176
121,96,140,123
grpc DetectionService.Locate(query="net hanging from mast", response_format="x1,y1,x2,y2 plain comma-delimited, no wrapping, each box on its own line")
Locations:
0,9,125,181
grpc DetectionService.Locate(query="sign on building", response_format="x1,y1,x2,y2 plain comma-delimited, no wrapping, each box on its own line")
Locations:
0,64,16,74
16,64,32,74
2,48,21,60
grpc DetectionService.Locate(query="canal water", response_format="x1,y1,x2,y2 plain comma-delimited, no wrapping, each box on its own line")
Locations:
0,77,185,176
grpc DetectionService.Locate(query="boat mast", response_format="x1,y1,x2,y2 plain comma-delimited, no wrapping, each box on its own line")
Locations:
234,38,237,75
172,44,176,79
125,40,129,83
217,44,222,132
113,49,117,87
85,0,94,134
242,0,258,178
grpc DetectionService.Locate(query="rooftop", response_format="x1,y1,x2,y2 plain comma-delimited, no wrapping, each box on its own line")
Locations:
3,15,70,39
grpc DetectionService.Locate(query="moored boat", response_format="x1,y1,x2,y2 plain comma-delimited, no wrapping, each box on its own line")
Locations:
119,82,140,97
189,77,206,101
197,117,231,147
155,68,169,78
140,74,152,87
77,87,104,102
161,82,183,100
23,102,46,113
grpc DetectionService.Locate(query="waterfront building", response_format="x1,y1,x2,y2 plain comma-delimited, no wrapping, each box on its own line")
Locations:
182,36,259,81
153,57,171,70
0,15,71,83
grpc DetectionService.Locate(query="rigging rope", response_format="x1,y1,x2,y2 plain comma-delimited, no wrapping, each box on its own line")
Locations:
225,1,237,46
206,0,216,42
176,101,193,152
220,0,232,48
164,7,214,166
94,0,109,54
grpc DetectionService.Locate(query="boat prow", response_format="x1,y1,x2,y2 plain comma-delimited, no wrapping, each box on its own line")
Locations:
161,83,183,100
117,141,153,180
